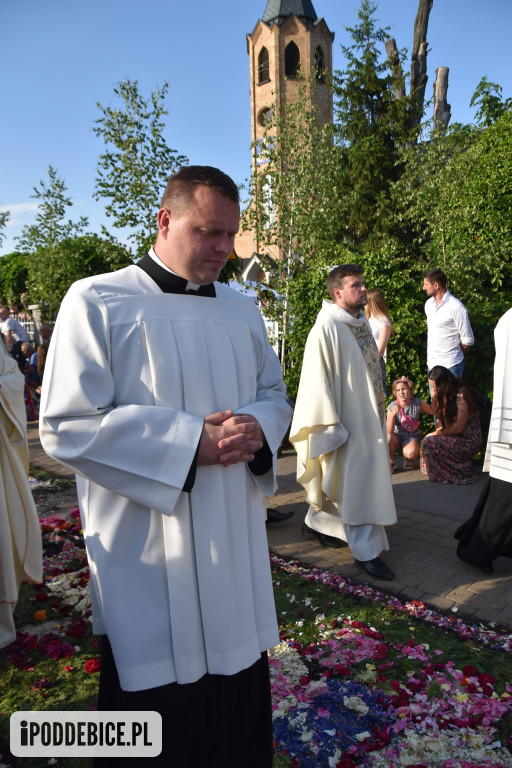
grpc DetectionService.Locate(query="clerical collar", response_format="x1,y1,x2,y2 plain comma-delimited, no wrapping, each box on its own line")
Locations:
148,246,203,291
323,299,367,326
137,249,216,297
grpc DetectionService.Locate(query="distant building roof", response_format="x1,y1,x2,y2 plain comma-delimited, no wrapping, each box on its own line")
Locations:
262,0,318,25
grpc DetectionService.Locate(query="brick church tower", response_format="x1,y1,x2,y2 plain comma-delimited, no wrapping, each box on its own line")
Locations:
236,0,334,271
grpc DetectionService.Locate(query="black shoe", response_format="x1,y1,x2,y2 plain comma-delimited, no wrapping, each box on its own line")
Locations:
266,508,294,524
301,522,347,548
354,557,394,580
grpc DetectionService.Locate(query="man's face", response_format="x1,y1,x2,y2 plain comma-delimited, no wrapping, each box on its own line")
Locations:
334,274,367,315
422,279,437,297
157,185,240,285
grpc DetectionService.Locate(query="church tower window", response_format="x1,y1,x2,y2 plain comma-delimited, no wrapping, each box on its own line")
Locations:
284,41,300,78
258,47,270,84
258,107,273,127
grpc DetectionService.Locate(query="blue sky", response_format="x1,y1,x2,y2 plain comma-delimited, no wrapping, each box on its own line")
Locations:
1,0,511,256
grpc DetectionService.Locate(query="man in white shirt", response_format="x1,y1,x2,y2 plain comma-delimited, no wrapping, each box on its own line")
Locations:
0,306,31,371
40,166,292,768
422,268,474,378
0,307,30,349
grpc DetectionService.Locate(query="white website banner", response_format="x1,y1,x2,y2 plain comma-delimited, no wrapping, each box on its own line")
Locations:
10,711,162,757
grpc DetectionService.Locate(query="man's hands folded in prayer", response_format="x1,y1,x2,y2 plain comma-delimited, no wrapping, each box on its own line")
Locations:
198,410,265,467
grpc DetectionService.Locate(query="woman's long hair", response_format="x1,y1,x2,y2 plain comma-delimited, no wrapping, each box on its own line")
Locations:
365,288,394,336
37,344,48,380
428,365,478,428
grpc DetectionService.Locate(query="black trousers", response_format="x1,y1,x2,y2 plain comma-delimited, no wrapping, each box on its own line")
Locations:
455,476,512,568
94,637,273,768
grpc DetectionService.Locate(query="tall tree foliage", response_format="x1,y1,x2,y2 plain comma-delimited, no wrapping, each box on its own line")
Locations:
332,0,412,245
392,105,512,394
15,165,89,320
93,80,188,255
16,165,88,254
470,77,512,128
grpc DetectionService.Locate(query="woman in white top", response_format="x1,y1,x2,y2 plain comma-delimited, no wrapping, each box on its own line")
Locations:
365,287,393,396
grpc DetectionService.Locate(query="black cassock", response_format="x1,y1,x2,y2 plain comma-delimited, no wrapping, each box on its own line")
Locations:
455,476,512,571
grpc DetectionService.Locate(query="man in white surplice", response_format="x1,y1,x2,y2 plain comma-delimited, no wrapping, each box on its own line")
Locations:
39,166,292,768
290,264,396,581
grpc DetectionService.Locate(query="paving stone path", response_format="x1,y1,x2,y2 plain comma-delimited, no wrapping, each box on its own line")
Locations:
268,446,512,631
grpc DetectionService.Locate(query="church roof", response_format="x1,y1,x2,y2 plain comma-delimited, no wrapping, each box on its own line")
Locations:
262,0,318,25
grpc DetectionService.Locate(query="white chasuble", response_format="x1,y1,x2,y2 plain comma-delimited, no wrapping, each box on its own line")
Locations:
0,345,42,649
40,266,291,691
290,300,396,528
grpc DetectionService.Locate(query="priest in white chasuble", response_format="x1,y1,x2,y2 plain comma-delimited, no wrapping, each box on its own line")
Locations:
39,166,292,768
0,341,42,649
290,264,397,582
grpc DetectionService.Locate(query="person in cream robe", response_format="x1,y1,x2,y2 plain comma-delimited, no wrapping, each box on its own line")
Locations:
455,307,512,571
290,265,396,581
0,341,42,648
40,166,291,768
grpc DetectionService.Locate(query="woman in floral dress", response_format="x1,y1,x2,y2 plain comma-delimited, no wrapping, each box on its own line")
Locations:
420,366,482,484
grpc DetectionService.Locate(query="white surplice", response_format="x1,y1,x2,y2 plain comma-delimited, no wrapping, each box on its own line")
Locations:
0,344,42,649
290,300,396,556
484,307,512,483
39,266,291,691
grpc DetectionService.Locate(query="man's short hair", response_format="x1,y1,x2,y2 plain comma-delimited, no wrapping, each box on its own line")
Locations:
424,268,447,289
160,165,240,214
326,264,363,299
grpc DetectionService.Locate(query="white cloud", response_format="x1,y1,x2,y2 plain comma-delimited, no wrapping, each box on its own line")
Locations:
0,201,38,219
0,203,40,243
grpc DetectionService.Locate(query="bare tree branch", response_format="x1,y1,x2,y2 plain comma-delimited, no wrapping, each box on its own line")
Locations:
433,67,451,130
410,0,433,128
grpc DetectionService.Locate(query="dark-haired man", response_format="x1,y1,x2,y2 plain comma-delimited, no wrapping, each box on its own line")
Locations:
423,268,474,378
290,264,396,581
40,166,292,767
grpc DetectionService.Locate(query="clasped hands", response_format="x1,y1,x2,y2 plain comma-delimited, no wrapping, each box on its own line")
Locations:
198,410,265,468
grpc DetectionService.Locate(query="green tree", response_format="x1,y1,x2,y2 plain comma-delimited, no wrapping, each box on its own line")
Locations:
93,79,188,255
0,251,29,307
391,105,512,395
15,165,89,320
332,0,412,245
16,165,88,254
26,234,132,316
470,77,512,128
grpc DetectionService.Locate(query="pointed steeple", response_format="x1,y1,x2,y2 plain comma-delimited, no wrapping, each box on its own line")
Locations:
262,0,318,25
